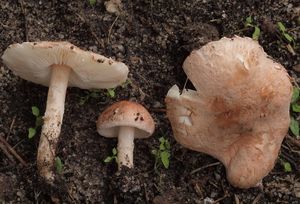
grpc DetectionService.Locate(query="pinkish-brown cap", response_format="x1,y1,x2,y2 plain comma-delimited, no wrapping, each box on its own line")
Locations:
165,36,292,188
97,101,155,138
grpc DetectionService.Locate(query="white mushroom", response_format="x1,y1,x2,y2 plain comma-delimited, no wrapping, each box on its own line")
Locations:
97,100,155,169
1,41,129,183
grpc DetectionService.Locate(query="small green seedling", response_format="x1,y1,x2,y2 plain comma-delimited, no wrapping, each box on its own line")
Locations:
244,16,261,41
88,0,96,6
28,106,43,139
104,148,118,163
79,80,131,105
152,137,171,170
55,156,64,174
277,22,295,45
279,158,292,173
79,88,117,105
290,87,300,137
277,22,296,55
121,79,132,88
79,89,101,105
106,88,116,98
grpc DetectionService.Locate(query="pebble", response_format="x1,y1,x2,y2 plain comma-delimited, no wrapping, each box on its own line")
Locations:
89,46,98,52
16,191,23,197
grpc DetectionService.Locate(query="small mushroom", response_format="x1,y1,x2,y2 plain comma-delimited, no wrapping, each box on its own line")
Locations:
97,100,155,169
1,41,129,183
165,36,292,188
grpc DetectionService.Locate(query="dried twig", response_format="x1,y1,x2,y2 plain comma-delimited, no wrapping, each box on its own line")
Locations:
287,135,300,149
18,0,29,41
0,141,15,164
212,193,228,204
280,151,298,171
6,115,16,141
75,13,104,47
0,22,9,29
252,193,263,204
107,15,119,44
190,162,221,174
0,135,27,166
234,194,240,204
151,108,166,113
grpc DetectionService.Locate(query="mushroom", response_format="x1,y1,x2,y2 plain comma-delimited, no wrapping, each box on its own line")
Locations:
165,36,292,188
97,100,155,169
1,41,129,183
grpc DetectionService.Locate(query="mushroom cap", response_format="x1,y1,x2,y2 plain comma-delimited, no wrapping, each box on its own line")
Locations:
1,41,129,89
165,36,292,188
97,100,155,138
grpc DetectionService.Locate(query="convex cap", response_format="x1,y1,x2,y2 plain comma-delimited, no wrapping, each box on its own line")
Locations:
1,41,128,89
97,100,155,138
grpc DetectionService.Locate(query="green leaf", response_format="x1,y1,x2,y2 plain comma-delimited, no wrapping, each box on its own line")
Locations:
159,137,165,143
104,156,113,163
28,128,36,139
283,161,292,172
290,116,299,136
245,16,253,27
277,22,286,32
252,26,260,41
159,142,166,151
32,106,40,117
160,151,170,169
292,104,300,112
90,91,100,98
55,157,64,174
291,87,300,103
164,140,171,150
107,89,115,98
79,96,89,105
121,79,132,88
89,0,96,6
112,148,117,156
283,33,294,43
35,116,43,127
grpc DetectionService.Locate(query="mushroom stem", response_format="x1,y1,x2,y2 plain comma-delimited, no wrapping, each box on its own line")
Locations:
117,126,135,169
37,65,71,182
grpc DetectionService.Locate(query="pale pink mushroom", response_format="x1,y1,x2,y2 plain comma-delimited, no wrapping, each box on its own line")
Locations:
1,41,129,183
165,36,292,188
97,101,155,169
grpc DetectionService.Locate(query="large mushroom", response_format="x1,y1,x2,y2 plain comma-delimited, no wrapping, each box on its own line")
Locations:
97,100,155,170
165,36,292,188
1,41,129,183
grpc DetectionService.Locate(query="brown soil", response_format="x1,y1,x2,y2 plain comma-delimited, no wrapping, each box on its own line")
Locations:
0,0,300,203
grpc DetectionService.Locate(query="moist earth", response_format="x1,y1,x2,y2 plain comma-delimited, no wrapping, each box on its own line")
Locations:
0,0,300,203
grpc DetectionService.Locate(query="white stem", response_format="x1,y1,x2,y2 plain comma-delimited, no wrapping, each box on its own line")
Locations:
37,65,71,182
117,126,135,170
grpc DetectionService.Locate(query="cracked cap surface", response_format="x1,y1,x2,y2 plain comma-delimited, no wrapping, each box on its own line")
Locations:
165,36,292,188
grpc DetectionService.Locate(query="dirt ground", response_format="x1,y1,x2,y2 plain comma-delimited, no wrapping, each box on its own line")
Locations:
0,0,300,203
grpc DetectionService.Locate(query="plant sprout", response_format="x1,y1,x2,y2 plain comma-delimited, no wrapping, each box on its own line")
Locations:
152,137,171,170
28,106,43,139
244,16,261,41
104,147,118,163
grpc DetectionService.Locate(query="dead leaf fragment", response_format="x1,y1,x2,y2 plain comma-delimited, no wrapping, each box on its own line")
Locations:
294,182,300,198
104,0,122,14
293,64,300,72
